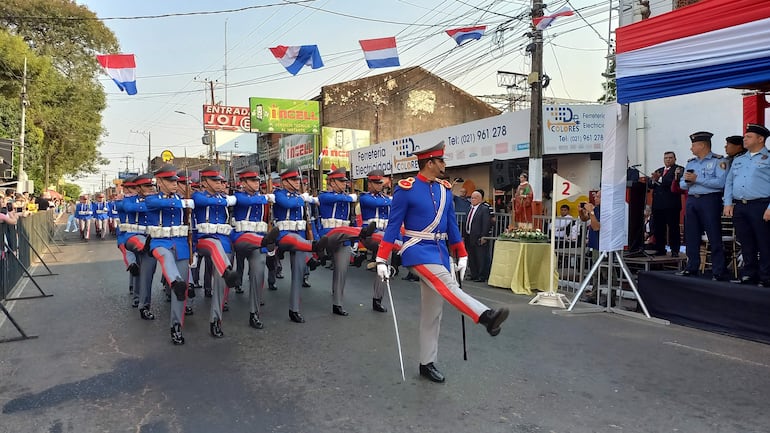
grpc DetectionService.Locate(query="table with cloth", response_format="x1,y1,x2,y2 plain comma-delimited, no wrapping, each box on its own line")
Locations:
487,239,558,295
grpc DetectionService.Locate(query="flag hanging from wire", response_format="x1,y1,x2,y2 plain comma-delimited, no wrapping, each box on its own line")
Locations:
269,45,324,76
533,7,574,31
96,54,137,95
359,37,400,69
445,26,487,45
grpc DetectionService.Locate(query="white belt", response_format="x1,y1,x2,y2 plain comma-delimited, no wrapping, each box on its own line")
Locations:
321,218,350,229
197,223,232,235
276,220,307,232
233,220,268,233
147,225,190,238
403,229,448,241
366,218,388,230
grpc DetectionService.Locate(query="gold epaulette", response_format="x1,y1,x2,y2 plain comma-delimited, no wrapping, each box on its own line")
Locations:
397,177,415,190
438,179,452,189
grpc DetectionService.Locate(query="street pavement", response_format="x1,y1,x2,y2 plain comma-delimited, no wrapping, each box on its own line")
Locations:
1,233,770,433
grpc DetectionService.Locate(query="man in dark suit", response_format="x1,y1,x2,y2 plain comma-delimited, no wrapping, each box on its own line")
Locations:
464,190,491,281
648,151,684,257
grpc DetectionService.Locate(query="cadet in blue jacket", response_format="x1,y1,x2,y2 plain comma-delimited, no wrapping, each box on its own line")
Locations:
375,141,509,383
145,164,195,345
192,166,241,338
318,167,358,316
231,165,279,329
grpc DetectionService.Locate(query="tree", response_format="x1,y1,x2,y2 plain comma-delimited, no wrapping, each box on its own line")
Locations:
598,50,616,103
0,1,120,189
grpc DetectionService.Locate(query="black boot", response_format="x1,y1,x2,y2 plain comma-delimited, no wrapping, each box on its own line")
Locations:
289,310,305,323
222,267,241,288
478,308,510,336
210,320,224,338
171,323,184,345
249,312,263,329
373,297,387,313
332,304,349,316
419,363,445,383
171,279,187,301
139,307,155,320
261,226,280,252
127,262,140,276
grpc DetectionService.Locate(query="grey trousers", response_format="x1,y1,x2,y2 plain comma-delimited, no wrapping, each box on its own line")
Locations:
410,263,489,365
289,251,308,311
234,240,267,315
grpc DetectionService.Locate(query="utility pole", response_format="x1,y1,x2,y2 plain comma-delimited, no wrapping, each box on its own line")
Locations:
18,57,29,192
528,0,545,205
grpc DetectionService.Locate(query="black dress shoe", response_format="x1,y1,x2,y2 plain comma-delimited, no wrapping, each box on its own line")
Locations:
419,363,446,383
222,267,241,288
675,270,695,277
171,323,185,345
184,306,194,316
332,305,349,316
289,310,305,323
210,320,224,338
731,276,758,284
372,297,387,313
249,313,264,329
139,307,155,320
127,262,140,276
479,308,509,336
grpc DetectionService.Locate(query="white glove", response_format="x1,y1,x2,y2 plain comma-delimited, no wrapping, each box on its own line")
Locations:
457,256,468,282
226,195,237,206
265,193,276,203
376,257,390,281
349,193,358,202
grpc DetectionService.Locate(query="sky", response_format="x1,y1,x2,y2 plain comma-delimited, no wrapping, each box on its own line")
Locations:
74,0,616,193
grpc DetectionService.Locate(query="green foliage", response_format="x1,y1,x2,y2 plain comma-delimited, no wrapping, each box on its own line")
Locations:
60,182,80,200
0,0,120,187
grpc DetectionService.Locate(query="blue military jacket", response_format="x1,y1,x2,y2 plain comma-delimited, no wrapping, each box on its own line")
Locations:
377,174,464,270
145,192,190,260
231,191,269,242
318,191,354,236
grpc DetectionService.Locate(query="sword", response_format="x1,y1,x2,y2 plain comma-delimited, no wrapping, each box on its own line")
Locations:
384,274,405,382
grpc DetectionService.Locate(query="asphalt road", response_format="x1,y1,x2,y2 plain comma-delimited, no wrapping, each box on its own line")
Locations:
1,233,769,433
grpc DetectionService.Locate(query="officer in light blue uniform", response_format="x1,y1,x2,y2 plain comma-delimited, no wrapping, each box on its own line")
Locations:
723,123,770,286
231,165,279,329
318,167,357,316
676,131,728,280
145,164,194,345
375,141,509,384
359,169,393,313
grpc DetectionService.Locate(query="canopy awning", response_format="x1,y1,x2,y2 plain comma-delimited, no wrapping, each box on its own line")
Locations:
616,0,770,104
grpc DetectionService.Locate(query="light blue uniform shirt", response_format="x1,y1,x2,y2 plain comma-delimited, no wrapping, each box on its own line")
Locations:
723,147,770,210
679,151,727,195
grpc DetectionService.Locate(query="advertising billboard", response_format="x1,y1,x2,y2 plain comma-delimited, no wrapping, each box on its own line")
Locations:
319,127,370,172
249,98,320,135
278,134,316,170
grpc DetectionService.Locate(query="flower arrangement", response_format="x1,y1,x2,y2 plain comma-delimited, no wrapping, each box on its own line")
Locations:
500,228,549,242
